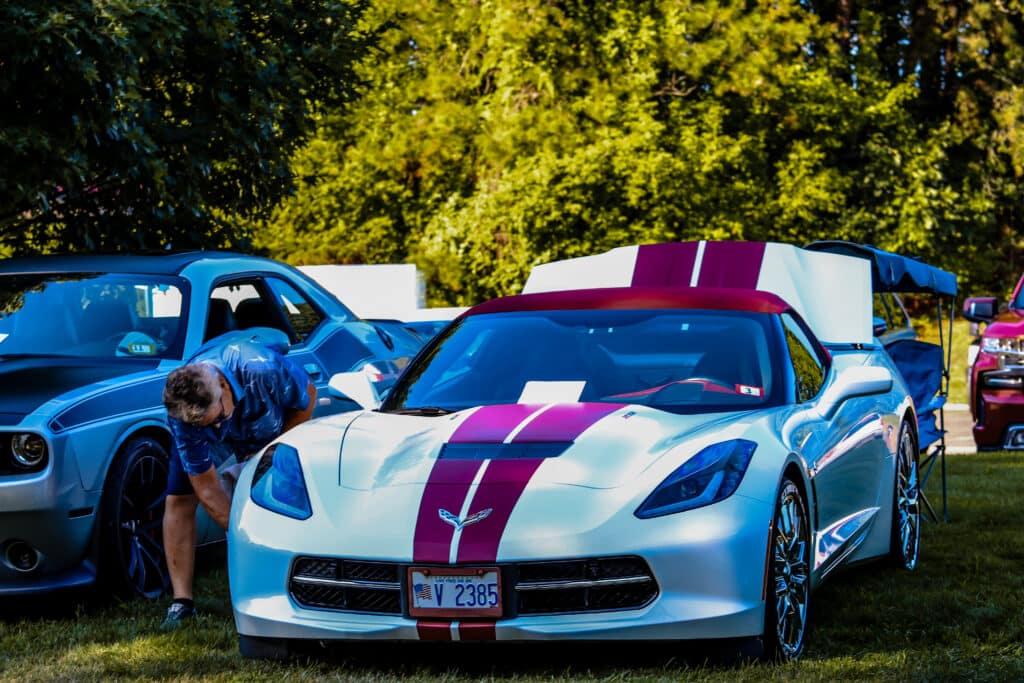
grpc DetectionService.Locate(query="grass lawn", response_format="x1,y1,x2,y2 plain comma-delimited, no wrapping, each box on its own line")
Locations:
2,452,1022,682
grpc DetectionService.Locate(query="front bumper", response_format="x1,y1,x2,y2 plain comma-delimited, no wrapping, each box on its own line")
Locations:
230,485,773,642
0,448,99,595
971,353,1024,449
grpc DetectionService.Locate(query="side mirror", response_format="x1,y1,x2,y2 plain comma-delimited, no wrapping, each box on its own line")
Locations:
872,316,888,337
328,371,381,410
816,366,893,420
962,297,997,324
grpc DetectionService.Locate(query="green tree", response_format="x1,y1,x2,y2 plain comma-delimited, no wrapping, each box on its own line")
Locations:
0,0,372,254
259,2,959,303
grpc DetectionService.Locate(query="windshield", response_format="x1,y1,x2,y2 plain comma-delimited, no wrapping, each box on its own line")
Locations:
383,308,782,415
0,272,188,359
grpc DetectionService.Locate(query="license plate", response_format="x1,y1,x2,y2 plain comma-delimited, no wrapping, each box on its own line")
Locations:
408,567,502,618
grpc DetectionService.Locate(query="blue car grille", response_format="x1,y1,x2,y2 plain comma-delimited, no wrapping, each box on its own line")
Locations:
288,555,658,617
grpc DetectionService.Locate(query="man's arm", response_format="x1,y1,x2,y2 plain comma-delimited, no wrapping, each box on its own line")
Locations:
189,464,232,530
281,379,316,433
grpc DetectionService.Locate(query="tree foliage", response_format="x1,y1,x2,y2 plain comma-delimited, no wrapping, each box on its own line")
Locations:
0,0,372,253
254,0,1024,304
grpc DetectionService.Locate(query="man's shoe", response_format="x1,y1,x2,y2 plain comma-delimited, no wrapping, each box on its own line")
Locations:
161,601,197,630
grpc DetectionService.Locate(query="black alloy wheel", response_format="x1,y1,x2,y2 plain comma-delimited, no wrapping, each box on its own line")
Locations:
100,436,171,599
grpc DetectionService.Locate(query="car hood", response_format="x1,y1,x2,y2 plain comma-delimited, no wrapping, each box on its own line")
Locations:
0,355,161,425
985,308,1024,338
256,402,763,564
298,402,748,492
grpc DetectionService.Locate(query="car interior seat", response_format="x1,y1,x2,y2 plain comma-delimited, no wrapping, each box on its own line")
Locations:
234,297,282,332
204,299,238,341
81,299,135,343
8,291,79,350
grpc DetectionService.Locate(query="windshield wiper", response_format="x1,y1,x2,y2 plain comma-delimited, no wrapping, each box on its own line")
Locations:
393,406,454,416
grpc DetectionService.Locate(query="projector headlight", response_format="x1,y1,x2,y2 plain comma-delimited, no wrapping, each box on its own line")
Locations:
10,433,48,469
635,439,756,518
249,443,312,520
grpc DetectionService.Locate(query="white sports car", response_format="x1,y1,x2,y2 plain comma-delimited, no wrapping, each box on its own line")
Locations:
228,241,924,662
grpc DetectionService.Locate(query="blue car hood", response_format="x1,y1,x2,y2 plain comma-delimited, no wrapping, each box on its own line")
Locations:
0,355,162,426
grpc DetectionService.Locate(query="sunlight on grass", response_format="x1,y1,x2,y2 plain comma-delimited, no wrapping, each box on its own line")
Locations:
2,454,1022,682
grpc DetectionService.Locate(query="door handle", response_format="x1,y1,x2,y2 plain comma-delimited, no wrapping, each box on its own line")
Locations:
303,363,323,380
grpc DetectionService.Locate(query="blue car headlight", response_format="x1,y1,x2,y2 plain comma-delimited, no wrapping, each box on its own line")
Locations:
249,443,312,520
635,439,757,518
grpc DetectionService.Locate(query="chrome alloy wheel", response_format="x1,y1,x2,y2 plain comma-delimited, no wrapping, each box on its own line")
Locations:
895,425,921,570
771,480,810,661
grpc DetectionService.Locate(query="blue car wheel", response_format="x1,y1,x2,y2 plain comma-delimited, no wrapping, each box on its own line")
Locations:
99,436,171,599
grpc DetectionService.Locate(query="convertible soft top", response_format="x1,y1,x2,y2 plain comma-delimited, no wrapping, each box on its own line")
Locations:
523,241,873,345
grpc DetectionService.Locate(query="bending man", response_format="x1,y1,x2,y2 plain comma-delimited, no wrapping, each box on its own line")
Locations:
160,337,315,628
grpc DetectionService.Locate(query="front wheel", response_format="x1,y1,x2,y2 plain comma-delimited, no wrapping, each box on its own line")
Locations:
99,436,171,599
763,477,811,662
890,421,921,570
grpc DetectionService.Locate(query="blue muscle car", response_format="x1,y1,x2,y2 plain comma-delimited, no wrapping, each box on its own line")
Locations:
0,251,423,598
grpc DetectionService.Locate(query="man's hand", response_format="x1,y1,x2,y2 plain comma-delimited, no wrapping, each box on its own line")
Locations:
282,379,316,433
189,464,232,531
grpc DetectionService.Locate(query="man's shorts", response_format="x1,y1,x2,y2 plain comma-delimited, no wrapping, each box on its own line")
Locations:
166,441,235,497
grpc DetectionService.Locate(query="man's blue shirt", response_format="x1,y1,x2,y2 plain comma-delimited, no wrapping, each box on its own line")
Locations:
169,339,310,475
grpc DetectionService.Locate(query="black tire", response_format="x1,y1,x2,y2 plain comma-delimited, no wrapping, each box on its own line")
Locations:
239,634,292,660
99,436,171,599
889,421,921,569
762,477,811,663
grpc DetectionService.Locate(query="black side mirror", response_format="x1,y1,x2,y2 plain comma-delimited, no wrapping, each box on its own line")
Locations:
962,297,997,324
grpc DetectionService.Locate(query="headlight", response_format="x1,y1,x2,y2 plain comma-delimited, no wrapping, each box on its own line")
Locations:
10,433,48,469
635,439,756,519
249,443,312,520
981,336,1024,354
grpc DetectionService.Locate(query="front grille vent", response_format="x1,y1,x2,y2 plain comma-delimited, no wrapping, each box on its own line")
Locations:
514,556,658,615
288,555,657,617
289,558,402,614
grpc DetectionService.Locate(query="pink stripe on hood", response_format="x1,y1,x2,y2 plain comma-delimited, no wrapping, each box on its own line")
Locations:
448,404,543,443
511,402,623,442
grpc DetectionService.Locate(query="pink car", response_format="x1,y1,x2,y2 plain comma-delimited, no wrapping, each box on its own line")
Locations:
964,276,1024,450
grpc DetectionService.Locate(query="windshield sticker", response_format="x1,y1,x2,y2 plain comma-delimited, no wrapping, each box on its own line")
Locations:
517,381,585,404
736,384,764,397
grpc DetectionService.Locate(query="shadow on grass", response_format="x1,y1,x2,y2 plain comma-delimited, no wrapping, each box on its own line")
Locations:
290,638,763,677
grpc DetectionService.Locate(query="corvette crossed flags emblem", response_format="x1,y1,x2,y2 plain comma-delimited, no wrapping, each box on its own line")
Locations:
438,508,493,530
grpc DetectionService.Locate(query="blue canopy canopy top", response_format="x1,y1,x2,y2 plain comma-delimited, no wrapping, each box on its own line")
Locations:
805,241,958,297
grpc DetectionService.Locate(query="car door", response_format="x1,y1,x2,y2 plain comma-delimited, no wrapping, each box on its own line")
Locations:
783,313,887,575
205,275,352,419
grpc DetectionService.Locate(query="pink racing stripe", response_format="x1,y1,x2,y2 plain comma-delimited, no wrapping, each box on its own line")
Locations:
412,458,483,563
448,404,544,443
416,621,452,641
455,457,545,563
696,241,766,289
631,242,699,287
413,401,623,638
458,622,497,640
511,402,623,442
